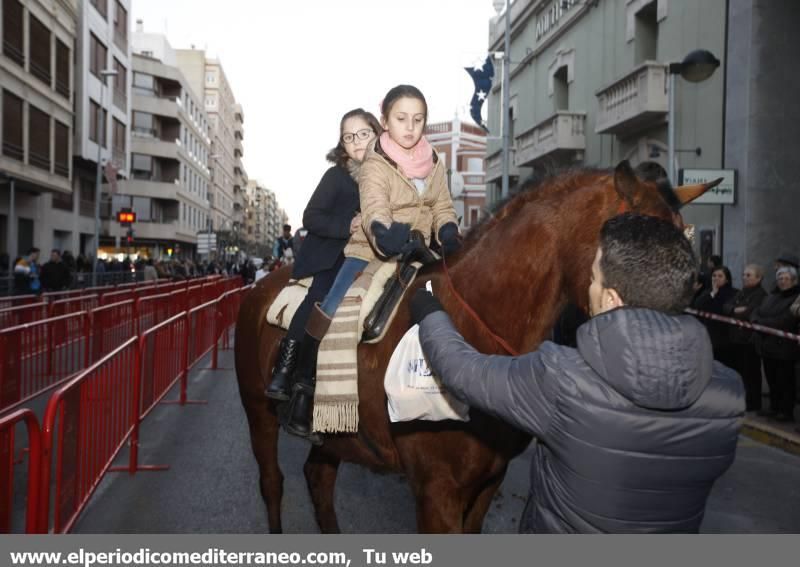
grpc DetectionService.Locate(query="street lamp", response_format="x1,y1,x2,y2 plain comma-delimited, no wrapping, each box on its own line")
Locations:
92,68,118,286
666,49,720,183
493,0,511,200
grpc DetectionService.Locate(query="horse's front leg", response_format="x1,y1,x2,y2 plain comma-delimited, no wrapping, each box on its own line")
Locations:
304,447,342,533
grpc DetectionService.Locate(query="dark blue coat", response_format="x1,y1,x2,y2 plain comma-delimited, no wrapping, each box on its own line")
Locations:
292,165,360,280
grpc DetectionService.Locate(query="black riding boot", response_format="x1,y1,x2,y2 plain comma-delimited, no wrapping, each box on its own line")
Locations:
266,337,300,401
282,304,331,442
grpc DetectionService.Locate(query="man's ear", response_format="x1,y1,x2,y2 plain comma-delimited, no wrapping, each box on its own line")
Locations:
605,287,624,309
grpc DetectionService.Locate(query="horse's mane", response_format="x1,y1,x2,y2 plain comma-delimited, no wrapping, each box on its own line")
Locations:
462,163,681,250
463,165,610,249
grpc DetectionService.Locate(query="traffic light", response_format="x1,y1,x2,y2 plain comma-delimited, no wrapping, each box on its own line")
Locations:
117,210,136,225
126,228,134,245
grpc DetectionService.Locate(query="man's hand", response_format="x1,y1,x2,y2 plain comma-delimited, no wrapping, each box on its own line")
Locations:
410,288,444,326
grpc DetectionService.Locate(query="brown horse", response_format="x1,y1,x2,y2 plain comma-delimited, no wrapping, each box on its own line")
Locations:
234,161,717,533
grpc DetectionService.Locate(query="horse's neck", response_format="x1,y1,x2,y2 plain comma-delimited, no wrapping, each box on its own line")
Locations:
443,234,567,355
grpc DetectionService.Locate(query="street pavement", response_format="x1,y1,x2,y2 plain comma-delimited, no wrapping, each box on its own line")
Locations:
72,347,800,534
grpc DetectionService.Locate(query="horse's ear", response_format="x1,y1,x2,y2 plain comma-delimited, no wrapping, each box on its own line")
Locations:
673,177,723,206
613,160,639,205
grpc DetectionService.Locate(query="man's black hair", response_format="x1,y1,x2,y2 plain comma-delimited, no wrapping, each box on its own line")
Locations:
283,224,291,232
599,213,697,314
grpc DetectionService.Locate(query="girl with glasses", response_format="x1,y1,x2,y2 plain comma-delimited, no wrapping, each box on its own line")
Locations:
266,108,380,409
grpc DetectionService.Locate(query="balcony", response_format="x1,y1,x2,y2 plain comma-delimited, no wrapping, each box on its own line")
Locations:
514,111,586,167
595,61,667,135
485,149,519,183
131,136,179,161
133,93,178,119
116,179,179,201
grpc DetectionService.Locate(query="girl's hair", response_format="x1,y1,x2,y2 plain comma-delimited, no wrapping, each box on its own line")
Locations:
712,266,733,286
381,84,428,123
326,108,382,167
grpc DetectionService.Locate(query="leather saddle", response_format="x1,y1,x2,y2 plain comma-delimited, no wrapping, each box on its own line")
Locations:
362,231,439,343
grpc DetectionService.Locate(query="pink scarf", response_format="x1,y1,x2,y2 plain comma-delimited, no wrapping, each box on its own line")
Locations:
379,132,435,179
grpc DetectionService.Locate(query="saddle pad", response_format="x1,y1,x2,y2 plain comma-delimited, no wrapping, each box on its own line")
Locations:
266,277,313,329
265,262,398,333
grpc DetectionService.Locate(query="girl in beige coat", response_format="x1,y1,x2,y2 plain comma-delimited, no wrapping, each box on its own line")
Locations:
282,84,461,440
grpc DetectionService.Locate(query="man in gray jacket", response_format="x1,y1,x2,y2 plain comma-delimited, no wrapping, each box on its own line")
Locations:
410,213,744,533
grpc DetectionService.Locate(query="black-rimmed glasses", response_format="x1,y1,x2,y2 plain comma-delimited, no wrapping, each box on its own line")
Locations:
341,128,374,144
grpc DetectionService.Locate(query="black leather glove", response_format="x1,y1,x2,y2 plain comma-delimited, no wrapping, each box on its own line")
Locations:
410,288,444,326
438,222,461,256
371,221,411,257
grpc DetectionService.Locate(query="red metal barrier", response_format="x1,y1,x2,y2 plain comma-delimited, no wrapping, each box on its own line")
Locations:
135,293,175,335
0,302,48,330
99,289,135,306
114,313,189,475
0,295,38,311
48,295,100,318
90,301,136,363
187,300,218,370
39,337,138,533
186,285,203,310
0,409,42,533
0,312,89,413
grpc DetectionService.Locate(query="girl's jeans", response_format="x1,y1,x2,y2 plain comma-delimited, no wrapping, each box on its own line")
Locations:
319,257,369,318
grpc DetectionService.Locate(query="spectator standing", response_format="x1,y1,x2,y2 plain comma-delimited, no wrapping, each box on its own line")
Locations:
273,224,294,261
751,266,800,422
14,247,41,294
143,259,158,282
692,266,738,367
723,264,768,411
40,249,72,291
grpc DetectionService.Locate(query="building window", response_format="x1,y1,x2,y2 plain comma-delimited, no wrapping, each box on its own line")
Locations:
131,154,153,179
553,66,569,111
113,58,127,109
2,0,24,67
112,118,125,167
91,0,108,19
132,111,154,136
113,1,128,49
54,121,69,177
55,39,70,99
89,99,107,147
90,34,107,78
2,90,24,161
132,72,156,96
132,197,151,221
28,15,51,86
635,1,658,64
52,191,73,211
28,105,51,171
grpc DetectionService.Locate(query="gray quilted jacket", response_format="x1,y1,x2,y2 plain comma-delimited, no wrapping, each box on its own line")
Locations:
419,307,744,533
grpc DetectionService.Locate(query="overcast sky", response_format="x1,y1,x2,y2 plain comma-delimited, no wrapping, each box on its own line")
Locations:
131,0,498,227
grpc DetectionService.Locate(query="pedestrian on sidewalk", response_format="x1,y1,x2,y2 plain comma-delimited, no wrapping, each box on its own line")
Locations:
14,247,41,294
40,249,72,291
751,265,800,422
411,213,744,533
723,264,767,411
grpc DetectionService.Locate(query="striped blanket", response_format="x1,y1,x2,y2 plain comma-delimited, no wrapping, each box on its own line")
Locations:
312,260,386,433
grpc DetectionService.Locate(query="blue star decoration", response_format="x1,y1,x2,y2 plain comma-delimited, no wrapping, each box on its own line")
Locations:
464,56,495,132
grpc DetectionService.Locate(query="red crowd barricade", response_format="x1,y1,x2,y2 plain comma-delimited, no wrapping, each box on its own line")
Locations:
48,295,100,319
0,409,42,533
90,301,136,363
0,312,89,413
0,295,39,311
187,300,218,370
186,285,203,310
99,289,135,307
39,337,139,534
135,293,175,335
0,302,48,330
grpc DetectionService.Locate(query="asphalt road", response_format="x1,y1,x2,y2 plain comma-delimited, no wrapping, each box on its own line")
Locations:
70,348,800,534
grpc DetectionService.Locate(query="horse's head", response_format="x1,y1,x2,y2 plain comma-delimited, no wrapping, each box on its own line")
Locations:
611,159,722,227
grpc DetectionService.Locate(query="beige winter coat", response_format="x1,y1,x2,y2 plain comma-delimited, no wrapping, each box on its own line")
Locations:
344,138,458,261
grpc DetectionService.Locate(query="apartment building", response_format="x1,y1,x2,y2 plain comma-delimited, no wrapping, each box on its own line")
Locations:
104,27,211,259
425,117,487,231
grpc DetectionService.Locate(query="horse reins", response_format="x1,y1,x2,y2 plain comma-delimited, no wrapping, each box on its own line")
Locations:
440,250,521,357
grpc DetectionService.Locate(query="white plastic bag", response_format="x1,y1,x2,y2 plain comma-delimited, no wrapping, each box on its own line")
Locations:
384,324,470,422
